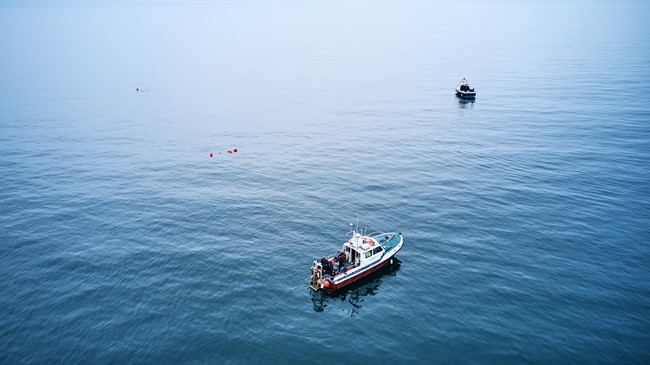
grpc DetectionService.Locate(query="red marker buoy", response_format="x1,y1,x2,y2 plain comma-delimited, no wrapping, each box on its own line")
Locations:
209,152,213,157
233,148,238,153
228,150,233,154
136,88,139,92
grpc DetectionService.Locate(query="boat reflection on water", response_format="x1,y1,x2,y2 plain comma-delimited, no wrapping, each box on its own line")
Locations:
310,258,402,314
458,98,475,108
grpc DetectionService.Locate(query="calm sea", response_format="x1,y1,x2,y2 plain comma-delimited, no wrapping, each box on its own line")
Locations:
1,1,649,364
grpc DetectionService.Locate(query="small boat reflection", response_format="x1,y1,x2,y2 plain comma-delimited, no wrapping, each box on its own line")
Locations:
458,98,475,108
310,258,402,314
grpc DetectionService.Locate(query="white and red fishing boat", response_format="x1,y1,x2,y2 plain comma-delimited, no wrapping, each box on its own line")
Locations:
309,226,403,294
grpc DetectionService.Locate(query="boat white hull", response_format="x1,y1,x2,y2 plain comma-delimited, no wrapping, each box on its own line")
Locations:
455,89,476,98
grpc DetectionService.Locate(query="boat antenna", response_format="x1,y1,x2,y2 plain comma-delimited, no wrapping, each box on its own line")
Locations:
356,216,359,234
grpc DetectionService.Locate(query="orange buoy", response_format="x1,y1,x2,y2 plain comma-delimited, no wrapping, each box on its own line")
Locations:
323,281,330,288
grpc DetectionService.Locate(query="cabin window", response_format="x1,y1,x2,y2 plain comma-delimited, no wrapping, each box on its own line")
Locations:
372,247,383,255
365,251,372,258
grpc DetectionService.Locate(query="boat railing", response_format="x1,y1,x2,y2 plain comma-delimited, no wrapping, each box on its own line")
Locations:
369,231,400,239
369,232,400,244
367,231,387,237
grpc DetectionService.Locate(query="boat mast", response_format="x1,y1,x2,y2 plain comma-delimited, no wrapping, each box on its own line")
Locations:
356,216,359,235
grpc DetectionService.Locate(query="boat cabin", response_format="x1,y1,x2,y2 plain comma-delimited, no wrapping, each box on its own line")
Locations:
342,233,384,267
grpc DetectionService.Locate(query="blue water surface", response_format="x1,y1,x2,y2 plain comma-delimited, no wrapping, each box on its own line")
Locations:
1,1,649,364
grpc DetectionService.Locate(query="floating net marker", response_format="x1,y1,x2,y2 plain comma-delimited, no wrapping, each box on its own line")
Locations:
209,147,239,158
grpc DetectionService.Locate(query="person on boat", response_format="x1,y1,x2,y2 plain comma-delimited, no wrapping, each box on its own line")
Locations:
321,256,332,276
337,251,346,273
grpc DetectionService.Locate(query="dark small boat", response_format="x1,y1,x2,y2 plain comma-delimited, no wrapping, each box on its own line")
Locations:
455,78,476,98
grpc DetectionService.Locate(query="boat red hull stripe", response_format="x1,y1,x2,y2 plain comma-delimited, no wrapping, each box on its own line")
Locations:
325,258,391,293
